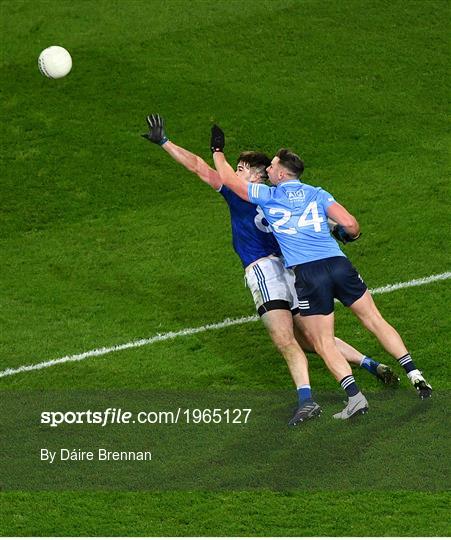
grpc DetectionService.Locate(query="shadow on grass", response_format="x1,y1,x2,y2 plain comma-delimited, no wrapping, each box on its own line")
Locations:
1,389,448,491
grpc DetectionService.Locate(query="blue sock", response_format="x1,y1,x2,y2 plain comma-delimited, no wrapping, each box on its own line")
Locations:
340,375,359,397
360,356,379,376
297,384,312,404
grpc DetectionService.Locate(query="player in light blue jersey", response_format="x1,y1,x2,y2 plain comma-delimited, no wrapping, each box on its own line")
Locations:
211,126,432,418
141,114,399,426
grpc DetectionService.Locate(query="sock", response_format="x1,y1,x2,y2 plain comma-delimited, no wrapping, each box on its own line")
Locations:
340,375,359,397
297,384,312,404
397,353,416,374
360,356,379,376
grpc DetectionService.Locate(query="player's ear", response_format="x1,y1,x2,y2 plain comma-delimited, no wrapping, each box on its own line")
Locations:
252,171,262,183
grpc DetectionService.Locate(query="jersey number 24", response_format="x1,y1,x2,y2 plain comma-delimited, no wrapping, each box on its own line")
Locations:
268,201,324,235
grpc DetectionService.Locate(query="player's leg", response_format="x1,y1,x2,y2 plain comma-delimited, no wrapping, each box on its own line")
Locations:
290,264,368,368
293,314,399,385
349,290,408,357
261,309,310,388
297,312,351,380
296,314,363,361
245,257,321,424
248,258,311,387
292,315,314,352
334,336,399,386
332,256,431,399
261,308,321,425
296,311,369,419
294,259,368,419
348,290,431,398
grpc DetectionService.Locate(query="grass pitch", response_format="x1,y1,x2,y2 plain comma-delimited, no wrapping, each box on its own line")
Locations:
0,0,450,536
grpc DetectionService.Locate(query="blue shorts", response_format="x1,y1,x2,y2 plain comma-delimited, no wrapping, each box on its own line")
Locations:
294,256,367,316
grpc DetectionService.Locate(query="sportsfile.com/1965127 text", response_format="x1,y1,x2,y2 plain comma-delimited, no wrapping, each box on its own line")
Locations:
40,408,252,427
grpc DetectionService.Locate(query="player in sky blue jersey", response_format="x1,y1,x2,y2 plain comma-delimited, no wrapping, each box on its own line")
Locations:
141,114,400,425
211,125,432,418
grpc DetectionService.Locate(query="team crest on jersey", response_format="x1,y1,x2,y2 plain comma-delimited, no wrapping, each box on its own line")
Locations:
287,189,305,202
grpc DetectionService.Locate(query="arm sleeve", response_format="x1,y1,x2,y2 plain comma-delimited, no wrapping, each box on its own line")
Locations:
218,185,229,199
247,183,272,205
317,188,336,211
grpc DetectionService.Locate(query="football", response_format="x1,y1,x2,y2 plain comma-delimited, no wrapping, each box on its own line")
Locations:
38,46,72,79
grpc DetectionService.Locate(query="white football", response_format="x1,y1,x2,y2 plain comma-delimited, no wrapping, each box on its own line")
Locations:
38,46,72,79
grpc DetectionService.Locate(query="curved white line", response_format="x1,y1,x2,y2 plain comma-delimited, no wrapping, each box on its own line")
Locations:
0,271,449,379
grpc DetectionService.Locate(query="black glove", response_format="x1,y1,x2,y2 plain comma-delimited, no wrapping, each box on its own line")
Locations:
142,113,169,145
210,124,225,153
331,224,361,244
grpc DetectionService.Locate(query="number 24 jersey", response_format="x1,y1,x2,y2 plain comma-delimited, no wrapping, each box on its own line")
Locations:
247,180,345,267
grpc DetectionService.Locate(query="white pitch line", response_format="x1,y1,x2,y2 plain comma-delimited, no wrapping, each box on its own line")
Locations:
369,271,451,294
0,271,450,379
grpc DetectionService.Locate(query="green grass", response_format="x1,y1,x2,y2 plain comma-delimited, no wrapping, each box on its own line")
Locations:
0,0,450,536
2,491,450,537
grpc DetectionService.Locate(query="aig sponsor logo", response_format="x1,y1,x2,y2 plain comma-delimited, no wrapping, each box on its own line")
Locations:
287,189,305,202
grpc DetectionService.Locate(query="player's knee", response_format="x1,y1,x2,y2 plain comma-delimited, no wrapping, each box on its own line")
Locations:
309,335,335,356
270,330,297,351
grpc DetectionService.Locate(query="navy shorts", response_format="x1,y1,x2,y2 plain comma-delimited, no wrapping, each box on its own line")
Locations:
294,256,367,316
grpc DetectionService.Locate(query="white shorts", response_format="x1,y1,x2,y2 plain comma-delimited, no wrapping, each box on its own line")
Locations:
245,256,299,316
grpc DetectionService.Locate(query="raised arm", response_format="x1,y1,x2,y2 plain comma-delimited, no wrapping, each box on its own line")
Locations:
163,141,222,188
143,114,222,189
210,125,250,201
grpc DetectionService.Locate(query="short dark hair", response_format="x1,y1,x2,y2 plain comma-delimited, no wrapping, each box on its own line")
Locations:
276,148,304,177
237,151,271,179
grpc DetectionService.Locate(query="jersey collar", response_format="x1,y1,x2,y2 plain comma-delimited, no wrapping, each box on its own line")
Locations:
279,179,301,187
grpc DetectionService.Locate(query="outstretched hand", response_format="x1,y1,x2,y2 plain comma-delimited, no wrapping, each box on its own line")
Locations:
210,124,225,153
142,113,169,145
